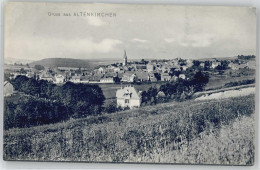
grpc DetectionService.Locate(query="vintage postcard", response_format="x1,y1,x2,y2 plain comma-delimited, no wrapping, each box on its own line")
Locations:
3,2,256,165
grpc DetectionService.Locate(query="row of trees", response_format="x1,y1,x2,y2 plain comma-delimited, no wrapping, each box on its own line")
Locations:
237,55,255,60
192,60,229,71
141,71,209,105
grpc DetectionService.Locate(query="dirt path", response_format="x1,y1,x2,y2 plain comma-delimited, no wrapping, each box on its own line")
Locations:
195,85,255,101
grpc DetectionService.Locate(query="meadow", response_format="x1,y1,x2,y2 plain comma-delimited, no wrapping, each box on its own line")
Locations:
99,82,164,106
3,94,255,165
206,74,255,90
100,73,254,106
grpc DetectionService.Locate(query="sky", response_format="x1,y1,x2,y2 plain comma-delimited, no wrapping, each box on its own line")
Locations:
4,2,256,61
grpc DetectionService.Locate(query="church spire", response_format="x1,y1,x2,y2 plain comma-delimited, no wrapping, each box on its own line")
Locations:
123,49,127,66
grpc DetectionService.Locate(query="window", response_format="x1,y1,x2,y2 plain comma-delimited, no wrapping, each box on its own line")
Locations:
125,99,129,103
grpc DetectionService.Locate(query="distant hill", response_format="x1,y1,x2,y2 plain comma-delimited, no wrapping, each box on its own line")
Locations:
29,58,122,69
29,58,96,69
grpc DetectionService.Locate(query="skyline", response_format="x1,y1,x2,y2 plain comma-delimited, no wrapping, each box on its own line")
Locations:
5,3,256,61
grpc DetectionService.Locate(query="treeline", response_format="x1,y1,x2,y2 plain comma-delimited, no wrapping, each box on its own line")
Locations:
141,71,209,105
5,75,105,129
224,79,255,88
238,55,255,60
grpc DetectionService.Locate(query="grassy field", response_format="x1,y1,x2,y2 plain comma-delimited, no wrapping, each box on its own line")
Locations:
3,94,255,165
99,82,165,106
206,74,255,90
99,74,254,106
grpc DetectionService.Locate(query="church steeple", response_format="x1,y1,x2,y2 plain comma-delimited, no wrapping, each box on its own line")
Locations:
123,49,127,66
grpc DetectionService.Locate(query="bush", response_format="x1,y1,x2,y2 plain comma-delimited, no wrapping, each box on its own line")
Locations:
105,101,118,113
4,96,70,130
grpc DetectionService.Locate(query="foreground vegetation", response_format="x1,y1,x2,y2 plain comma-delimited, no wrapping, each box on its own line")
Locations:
5,76,105,129
4,95,255,165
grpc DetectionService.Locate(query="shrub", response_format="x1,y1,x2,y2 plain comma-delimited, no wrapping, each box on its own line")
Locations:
4,96,70,130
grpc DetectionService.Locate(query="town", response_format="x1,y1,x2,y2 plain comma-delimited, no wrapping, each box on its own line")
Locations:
4,51,255,85
4,51,256,110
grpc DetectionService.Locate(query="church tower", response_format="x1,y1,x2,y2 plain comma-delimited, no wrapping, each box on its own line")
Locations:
123,50,127,66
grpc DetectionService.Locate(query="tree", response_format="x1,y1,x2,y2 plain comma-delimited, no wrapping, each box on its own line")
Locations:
147,87,158,104
39,80,49,97
204,60,211,71
34,65,45,70
193,60,201,67
215,60,229,71
190,71,209,92
25,78,40,95
105,101,118,113
11,75,29,91
20,68,27,74
141,91,149,104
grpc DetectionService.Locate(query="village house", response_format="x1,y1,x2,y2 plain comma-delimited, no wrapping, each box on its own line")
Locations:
170,75,178,81
58,67,80,71
181,65,188,71
135,64,147,71
100,77,115,83
149,73,158,82
200,62,205,68
80,77,90,83
161,66,170,73
4,81,14,97
161,73,171,81
88,74,103,83
70,75,81,83
70,75,90,83
98,67,105,74
179,74,186,79
26,71,35,78
211,62,221,69
54,75,65,84
146,63,155,72
135,71,150,82
116,86,141,109
113,67,121,73
121,72,137,82
40,76,54,82
186,59,193,67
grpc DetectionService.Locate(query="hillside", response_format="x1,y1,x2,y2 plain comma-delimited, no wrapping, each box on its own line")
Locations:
29,58,122,69
29,58,95,69
3,94,255,165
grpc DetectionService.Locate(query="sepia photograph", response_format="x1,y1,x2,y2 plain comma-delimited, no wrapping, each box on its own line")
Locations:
3,2,257,165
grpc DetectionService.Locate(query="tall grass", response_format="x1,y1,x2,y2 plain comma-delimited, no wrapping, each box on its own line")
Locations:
4,95,255,165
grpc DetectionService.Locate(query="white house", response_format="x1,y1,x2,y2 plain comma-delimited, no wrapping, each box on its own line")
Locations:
116,86,141,109
4,81,14,97
211,62,221,69
161,73,171,81
121,73,137,82
146,63,155,72
70,75,81,83
55,75,65,84
100,77,114,83
39,74,54,82
179,74,186,79
98,67,105,74
199,63,205,68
